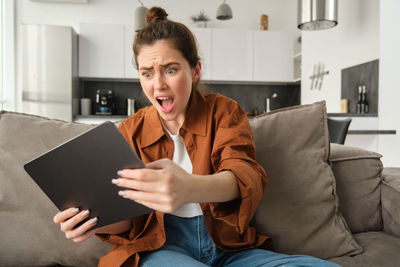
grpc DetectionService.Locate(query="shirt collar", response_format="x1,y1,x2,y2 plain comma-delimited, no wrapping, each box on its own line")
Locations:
139,89,208,148
140,106,165,148
181,89,208,137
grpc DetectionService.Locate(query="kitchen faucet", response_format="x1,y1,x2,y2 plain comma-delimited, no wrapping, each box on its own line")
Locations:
265,93,278,113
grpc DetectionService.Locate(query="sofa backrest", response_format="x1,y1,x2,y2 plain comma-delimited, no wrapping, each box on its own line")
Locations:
0,111,112,266
330,143,383,233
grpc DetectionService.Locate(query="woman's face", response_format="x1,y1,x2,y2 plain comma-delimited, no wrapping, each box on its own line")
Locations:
137,40,200,128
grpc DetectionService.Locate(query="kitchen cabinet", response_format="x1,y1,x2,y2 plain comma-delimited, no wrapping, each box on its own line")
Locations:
125,25,139,79
79,23,295,83
212,29,253,81
190,28,212,81
79,23,125,78
254,31,294,82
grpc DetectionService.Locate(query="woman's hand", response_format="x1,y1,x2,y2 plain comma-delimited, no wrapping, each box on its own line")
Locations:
53,208,98,243
113,158,193,213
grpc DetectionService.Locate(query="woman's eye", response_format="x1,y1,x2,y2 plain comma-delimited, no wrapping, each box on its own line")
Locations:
166,68,176,74
142,72,152,78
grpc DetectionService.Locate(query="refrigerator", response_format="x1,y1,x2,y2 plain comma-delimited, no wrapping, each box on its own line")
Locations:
22,24,79,122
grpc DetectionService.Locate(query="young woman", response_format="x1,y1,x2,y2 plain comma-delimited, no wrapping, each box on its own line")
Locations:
54,7,339,267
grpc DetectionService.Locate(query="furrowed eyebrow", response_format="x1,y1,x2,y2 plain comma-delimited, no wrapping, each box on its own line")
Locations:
139,66,153,71
139,62,180,71
162,62,180,68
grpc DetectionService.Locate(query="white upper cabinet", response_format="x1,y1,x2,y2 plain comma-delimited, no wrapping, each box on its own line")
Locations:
212,29,254,81
78,23,295,83
190,28,212,81
125,25,139,79
79,23,125,78
254,31,294,82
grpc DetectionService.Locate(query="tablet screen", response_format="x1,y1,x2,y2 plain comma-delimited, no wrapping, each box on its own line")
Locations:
24,121,153,229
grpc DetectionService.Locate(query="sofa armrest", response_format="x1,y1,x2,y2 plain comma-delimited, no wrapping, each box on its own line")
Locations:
382,167,400,238
329,144,383,233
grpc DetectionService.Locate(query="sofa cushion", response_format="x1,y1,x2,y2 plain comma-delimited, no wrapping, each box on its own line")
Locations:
0,111,112,266
250,101,362,259
328,231,400,267
330,144,383,234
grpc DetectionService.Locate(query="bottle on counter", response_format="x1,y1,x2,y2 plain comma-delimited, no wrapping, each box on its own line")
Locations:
362,86,369,113
356,86,362,114
361,85,366,114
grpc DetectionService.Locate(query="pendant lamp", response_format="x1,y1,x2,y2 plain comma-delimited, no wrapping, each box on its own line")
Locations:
298,0,338,30
216,0,233,20
134,0,148,32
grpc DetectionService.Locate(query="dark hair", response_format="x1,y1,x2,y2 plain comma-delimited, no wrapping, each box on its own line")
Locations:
133,7,206,92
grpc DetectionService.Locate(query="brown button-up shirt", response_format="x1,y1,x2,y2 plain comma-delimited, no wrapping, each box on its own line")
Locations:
97,90,270,267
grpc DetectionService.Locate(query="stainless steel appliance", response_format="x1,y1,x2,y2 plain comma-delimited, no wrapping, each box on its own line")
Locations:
127,98,136,116
22,24,79,121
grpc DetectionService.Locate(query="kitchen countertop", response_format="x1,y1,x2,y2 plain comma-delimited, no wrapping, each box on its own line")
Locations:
348,130,396,135
328,113,378,117
328,115,397,135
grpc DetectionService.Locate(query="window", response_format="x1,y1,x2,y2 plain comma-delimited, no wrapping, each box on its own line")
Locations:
1,0,15,111
0,0,3,110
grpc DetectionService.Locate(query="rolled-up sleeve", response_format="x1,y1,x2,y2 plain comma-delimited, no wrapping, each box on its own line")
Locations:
210,101,267,233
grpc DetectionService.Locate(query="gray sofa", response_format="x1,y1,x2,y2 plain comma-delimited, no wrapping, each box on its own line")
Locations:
0,102,399,267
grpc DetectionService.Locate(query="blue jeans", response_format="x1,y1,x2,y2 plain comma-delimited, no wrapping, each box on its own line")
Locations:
139,215,340,267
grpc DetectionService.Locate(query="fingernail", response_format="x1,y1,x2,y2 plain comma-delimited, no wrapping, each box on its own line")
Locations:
90,217,98,225
117,170,123,176
71,208,79,215
81,210,90,217
118,191,126,197
111,179,119,185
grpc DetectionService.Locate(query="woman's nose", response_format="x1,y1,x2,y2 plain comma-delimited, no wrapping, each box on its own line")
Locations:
154,73,166,90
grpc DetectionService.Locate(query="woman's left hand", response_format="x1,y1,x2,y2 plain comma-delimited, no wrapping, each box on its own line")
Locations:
112,158,193,213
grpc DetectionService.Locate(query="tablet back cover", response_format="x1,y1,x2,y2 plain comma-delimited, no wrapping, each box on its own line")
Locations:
24,121,152,229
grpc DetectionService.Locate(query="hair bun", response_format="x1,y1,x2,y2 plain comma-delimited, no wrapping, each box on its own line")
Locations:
145,7,168,24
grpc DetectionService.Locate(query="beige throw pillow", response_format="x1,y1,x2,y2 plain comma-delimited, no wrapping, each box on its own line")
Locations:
0,111,112,267
249,101,362,259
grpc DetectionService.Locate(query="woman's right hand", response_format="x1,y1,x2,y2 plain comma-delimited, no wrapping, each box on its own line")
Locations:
53,207,98,243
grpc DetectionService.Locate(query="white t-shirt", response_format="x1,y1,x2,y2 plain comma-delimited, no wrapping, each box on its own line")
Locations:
164,127,203,217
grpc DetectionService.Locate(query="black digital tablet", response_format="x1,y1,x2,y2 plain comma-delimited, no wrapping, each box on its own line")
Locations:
24,121,152,229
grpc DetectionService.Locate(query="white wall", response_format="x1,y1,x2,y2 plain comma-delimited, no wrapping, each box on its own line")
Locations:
378,0,400,167
301,0,380,112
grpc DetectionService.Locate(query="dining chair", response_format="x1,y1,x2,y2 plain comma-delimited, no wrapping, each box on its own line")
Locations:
327,117,352,144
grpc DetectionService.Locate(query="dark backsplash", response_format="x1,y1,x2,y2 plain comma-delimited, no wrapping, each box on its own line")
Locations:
206,83,300,115
80,80,147,115
80,79,300,116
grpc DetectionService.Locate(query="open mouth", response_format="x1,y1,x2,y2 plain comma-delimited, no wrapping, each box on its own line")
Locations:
156,96,175,113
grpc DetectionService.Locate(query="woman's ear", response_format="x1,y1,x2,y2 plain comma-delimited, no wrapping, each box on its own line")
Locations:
192,61,201,82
